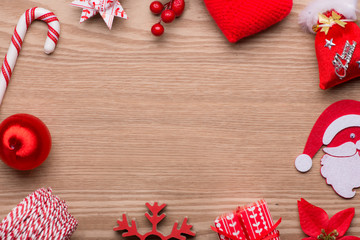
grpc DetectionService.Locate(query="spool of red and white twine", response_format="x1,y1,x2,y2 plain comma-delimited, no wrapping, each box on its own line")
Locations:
0,7,60,104
0,188,78,239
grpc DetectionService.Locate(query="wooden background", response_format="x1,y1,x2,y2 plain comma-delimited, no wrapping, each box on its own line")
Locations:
0,0,360,239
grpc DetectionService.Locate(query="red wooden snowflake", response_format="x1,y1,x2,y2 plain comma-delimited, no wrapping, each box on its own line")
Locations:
114,202,196,240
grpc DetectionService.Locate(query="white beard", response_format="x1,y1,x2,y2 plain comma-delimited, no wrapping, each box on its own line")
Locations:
321,153,360,198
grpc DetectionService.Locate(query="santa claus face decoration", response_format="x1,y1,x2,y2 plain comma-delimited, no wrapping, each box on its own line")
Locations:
321,124,360,198
295,100,360,199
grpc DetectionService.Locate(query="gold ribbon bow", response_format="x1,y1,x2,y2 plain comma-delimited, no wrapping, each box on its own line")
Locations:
313,11,347,35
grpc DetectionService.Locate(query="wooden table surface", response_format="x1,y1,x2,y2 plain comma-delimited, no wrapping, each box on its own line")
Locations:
1,0,360,239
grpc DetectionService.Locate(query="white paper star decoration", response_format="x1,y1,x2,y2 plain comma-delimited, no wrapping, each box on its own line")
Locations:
71,0,127,29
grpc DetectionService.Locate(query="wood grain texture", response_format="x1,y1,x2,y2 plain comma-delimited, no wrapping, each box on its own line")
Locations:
0,0,360,239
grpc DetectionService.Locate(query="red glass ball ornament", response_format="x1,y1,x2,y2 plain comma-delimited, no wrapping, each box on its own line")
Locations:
171,0,185,17
150,1,164,15
161,9,175,23
151,23,164,36
0,114,51,170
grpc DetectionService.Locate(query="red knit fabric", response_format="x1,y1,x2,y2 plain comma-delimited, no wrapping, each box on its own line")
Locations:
203,0,293,43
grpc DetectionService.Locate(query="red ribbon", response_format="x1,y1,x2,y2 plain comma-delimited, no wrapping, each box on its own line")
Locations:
211,218,282,240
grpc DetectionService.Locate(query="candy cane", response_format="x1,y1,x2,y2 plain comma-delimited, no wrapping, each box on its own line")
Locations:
0,7,60,104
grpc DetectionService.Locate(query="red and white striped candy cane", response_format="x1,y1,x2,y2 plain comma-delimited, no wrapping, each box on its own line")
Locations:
0,7,60,104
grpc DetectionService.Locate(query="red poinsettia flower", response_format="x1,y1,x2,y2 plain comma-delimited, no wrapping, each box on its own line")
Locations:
298,199,360,240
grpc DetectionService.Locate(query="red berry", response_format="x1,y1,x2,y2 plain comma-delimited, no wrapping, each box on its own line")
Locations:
151,23,164,36
161,9,175,23
171,0,185,17
150,1,164,15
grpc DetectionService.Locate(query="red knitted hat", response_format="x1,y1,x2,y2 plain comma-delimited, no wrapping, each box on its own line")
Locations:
295,100,360,172
203,0,293,43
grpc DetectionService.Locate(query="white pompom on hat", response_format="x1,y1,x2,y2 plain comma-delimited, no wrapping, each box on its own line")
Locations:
295,100,360,173
299,0,358,33
295,154,313,173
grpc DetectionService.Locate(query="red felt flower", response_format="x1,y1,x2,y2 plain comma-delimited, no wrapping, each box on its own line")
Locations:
298,199,360,240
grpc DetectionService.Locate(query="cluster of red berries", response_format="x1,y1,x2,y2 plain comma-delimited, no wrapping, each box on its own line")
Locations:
150,0,185,36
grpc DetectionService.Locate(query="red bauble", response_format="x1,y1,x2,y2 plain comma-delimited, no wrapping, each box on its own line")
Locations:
161,9,175,23
150,1,164,15
0,114,51,170
151,23,164,36
171,0,185,17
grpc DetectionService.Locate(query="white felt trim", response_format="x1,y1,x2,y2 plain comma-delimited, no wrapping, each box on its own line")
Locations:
320,153,360,198
295,154,312,172
299,0,358,33
323,114,360,145
323,142,357,157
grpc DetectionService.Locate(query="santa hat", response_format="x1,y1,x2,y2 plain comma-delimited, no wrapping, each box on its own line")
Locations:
299,0,358,33
295,100,360,172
